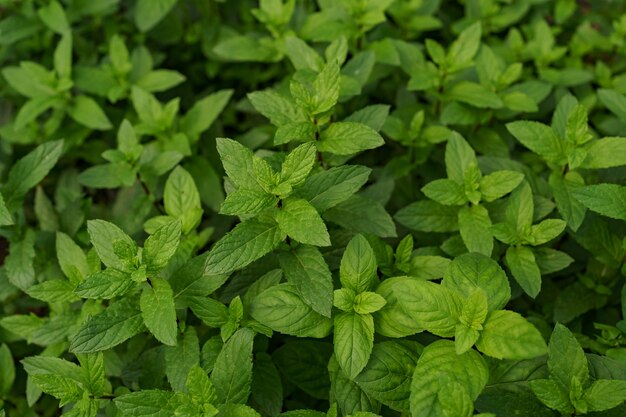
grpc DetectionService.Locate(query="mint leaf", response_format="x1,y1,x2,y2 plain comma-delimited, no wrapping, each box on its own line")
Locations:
70,298,145,353
295,165,371,212
143,220,181,274
506,121,564,164
164,167,203,234
140,278,177,346
250,284,333,338
279,245,333,317
393,278,463,337
572,184,626,221
582,379,626,412
317,122,384,155
506,246,542,298
442,253,511,311
204,219,285,275
275,198,330,247
2,140,63,212
334,312,374,379
547,323,589,391
135,0,177,32
87,220,137,272
458,204,493,256
475,310,547,360
212,328,254,404
410,340,488,417
340,235,378,294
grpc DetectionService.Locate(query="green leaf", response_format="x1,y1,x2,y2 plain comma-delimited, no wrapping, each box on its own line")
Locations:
317,122,385,155
446,81,503,108
53,34,71,79
67,95,112,130
279,245,333,317
280,142,317,188
421,179,467,206
410,340,488,417
284,35,323,71
249,283,333,338
549,171,587,231
458,204,493,256
165,327,199,392
455,324,481,355
581,137,626,169
296,166,371,212
273,340,332,400
334,288,356,312
212,328,254,404
445,134,477,184
395,201,459,233
443,253,511,311
204,219,285,275
353,292,386,315
140,278,177,346
135,0,178,32
447,22,482,68
275,198,330,247
37,1,70,34
392,277,463,337
136,69,185,93
2,140,64,212
275,121,317,145
340,235,378,294
529,379,573,414
87,219,137,272
164,166,203,234
5,229,36,290
506,121,564,164
479,171,525,202
70,298,145,353
354,341,420,412
0,344,15,396
114,390,177,417
547,323,589,391
334,312,374,379
506,246,541,298
14,96,57,130
76,352,105,397
180,89,233,138
74,269,135,299
78,162,136,189
143,220,182,274
529,219,566,245
475,310,547,359
598,88,626,125
215,138,258,190
312,61,341,114
221,188,276,216
251,353,282,416
0,193,13,226
325,195,397,238
187,297,228,327
187,363,218,405
571,184,626,221
248,90,307,127
374,277,424,338
582,379,626,412
27,280,77,303
505,181,534,234
328,354,380,416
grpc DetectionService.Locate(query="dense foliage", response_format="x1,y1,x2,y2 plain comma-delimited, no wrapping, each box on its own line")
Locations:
1,0,626,416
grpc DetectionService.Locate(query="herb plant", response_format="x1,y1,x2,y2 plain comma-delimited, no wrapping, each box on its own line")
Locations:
1,1,626,417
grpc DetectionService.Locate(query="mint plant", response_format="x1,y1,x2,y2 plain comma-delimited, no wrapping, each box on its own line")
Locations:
1,1,626,417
